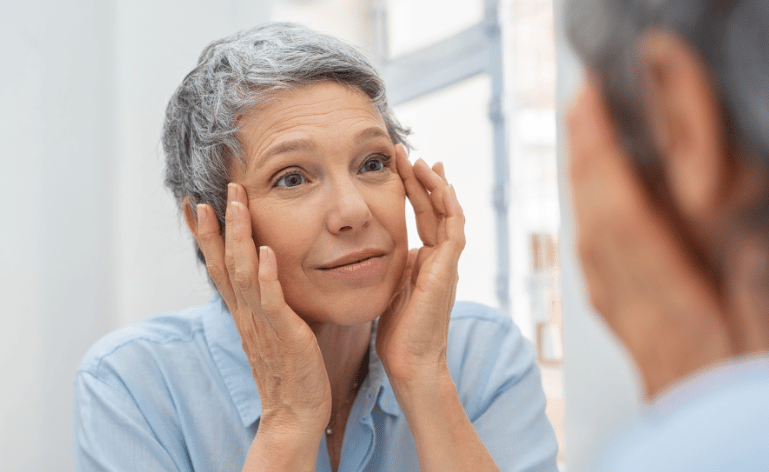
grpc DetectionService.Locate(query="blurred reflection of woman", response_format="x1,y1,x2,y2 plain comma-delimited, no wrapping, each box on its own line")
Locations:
74,23,558,472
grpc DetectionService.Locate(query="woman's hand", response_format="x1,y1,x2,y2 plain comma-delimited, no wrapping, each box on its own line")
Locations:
375,148,498,471
375,146,465,386
190,183,330,471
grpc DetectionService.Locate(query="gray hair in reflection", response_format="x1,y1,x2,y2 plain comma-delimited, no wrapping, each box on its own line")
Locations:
566,0,769,186
163,22,410,265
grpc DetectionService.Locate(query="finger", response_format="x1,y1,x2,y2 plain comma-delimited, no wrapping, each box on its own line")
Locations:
396,148,439,246
258,245,302,338
193,203,237,309
432,161,448,184
441,185,466,254
223,183,263,315
413,158,449,219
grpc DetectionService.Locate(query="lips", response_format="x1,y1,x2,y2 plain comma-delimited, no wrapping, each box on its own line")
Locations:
319,248,387,270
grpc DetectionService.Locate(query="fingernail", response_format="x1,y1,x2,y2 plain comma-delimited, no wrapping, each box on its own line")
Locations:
197,204,207,224
227,183,237,202
231,200,241,218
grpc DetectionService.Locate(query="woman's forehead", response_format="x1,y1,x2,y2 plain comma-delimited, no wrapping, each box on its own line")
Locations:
237,82,389,162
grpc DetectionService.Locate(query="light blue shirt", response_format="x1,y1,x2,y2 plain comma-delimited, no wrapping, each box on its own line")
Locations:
74,298,558,471
593,356,769,472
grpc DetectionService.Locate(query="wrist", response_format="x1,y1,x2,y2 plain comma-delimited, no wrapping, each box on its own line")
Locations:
244,425,322,472
244,414,324,472
257,409,327,444
382,351,449,386
388,368,499,472
388,364,455,415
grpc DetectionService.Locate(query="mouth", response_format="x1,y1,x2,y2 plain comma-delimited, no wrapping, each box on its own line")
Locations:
319,249,387,270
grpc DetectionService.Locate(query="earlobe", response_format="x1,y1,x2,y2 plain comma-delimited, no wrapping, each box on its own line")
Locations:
638,30,729,220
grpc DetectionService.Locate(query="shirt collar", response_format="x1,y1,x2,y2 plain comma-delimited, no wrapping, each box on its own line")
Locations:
202,296,401,428
367,319,402,417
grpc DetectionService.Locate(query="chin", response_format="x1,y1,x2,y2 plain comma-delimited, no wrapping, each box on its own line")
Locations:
291,288,395,327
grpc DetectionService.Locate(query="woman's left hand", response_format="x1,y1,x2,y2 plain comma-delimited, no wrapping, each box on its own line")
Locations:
375,146,466,386
376,149,499,472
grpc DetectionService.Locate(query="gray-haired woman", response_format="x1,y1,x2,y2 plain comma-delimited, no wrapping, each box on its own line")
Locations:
74,23,558,472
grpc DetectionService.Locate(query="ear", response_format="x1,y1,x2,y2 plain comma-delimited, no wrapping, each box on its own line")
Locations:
639,30,729,222
182,196,198,239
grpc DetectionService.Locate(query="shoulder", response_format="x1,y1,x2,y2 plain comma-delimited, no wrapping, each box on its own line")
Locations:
449,300,515,327
447,301,527,364
76,304,212,383
446,301,538,411
594,360,769,471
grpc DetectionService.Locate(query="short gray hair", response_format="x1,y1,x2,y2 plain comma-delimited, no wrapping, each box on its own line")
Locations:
163,22,410,265
566,0,769,186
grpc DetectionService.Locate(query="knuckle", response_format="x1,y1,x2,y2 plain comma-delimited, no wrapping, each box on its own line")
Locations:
260,297,282,315
224,249,238,271
449,238,466,253
196,230,220,253
206,263,228,286
231,266,254,290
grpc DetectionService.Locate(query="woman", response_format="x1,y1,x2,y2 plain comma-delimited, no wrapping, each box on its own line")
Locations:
74,23,558,471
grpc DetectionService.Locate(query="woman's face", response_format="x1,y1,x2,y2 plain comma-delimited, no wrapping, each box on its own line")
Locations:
233,81,409,326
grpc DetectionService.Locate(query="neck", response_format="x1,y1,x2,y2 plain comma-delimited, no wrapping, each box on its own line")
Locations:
639,234,769,398
308,321,372,410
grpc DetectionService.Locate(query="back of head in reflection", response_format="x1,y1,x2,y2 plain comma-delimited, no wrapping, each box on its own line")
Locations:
567,1,769,470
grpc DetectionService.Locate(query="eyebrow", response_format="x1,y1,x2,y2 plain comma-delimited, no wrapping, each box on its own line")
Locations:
255,138,316,168
354,126,390,144
254,126,391,168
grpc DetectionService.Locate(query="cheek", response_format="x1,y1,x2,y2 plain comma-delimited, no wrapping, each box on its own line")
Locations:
378,186,408,245
249,205,314,274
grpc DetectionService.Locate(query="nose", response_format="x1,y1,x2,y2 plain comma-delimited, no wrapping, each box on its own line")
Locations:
325,176,372,234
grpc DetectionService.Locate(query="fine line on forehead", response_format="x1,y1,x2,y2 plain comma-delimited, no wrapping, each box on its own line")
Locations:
250,126,392,169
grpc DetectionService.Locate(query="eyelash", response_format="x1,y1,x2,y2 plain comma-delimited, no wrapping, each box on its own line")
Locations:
271,153,392,188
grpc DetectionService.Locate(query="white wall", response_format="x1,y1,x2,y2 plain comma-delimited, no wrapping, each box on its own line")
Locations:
553,0,642,470
0,1,270,469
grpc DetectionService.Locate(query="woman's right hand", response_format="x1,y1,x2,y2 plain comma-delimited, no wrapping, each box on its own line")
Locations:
189,183,331,470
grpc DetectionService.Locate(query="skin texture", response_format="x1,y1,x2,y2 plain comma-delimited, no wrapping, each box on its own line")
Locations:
184,82,498,471
568,31,769,400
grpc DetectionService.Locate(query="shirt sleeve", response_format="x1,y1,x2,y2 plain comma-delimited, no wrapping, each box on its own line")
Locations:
74,370,184,472
448,303,559,472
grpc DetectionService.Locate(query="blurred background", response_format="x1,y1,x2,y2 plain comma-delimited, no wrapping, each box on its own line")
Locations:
0,0,640,470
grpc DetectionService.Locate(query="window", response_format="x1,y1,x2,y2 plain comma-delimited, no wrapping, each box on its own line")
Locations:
378,0,563,463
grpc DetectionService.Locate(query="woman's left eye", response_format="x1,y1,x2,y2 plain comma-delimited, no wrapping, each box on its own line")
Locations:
275,172,307,187
360,155,389,173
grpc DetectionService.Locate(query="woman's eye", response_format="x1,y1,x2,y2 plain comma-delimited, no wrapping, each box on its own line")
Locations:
360,156,388,173
275,172,307,188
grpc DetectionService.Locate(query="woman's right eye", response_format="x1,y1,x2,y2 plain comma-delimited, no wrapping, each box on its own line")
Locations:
275,172,307,188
